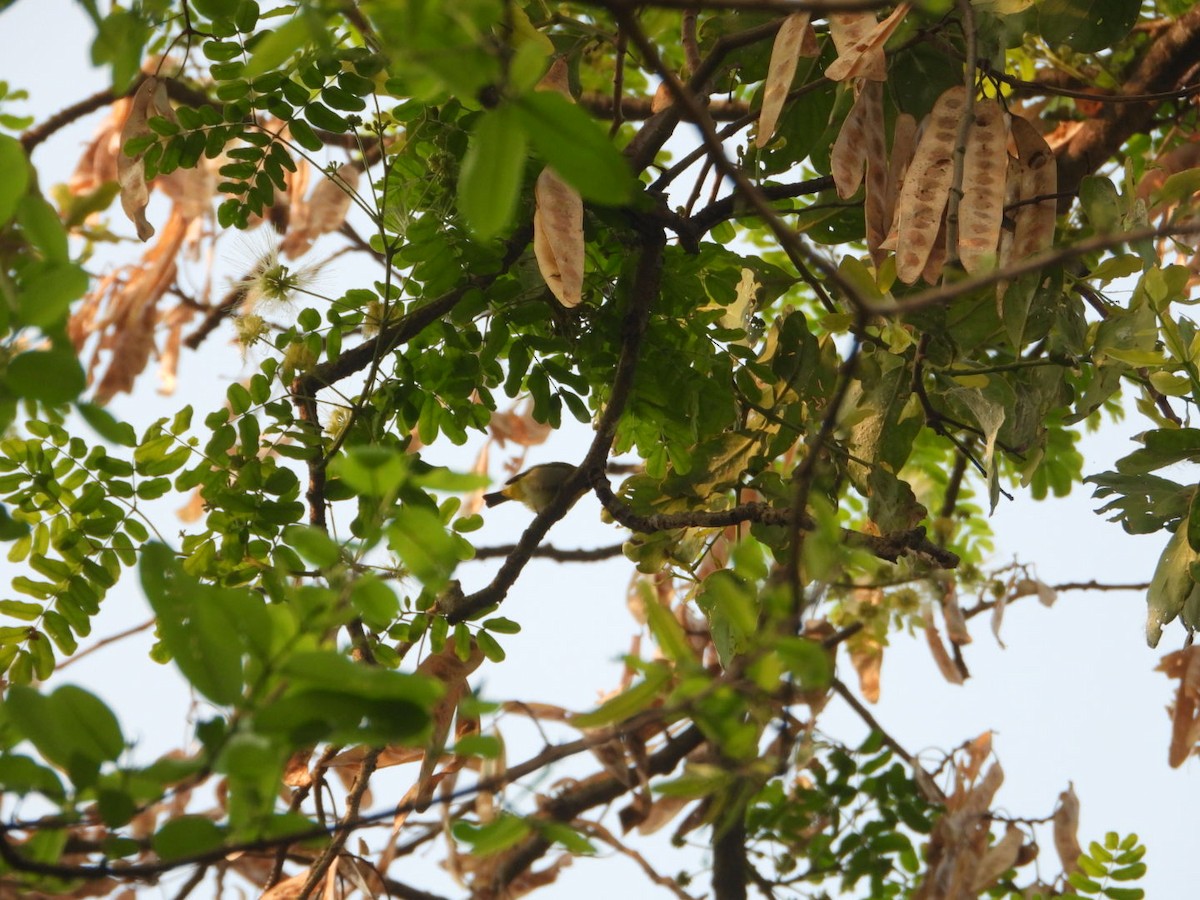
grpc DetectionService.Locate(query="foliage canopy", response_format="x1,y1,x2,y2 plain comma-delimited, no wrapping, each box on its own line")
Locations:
0,0,1199,897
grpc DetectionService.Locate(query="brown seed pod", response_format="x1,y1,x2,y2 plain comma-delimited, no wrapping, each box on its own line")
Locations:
958,99,1010,274
831,82,871,200
894,86,967,284
756,12,818,149
1010,115,1058,260
879,113,917,253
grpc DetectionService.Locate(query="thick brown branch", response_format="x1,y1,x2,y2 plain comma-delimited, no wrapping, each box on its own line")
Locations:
1056,6,1200,206
581,92,749,121
471,542,626,562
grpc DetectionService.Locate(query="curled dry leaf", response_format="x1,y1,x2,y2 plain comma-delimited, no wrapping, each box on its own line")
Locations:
756,12,816,149
413,642,486,810
971,824,1026,893
941,581,971,646
924,610,965,685
1010,115,1058,261
118,76,178,241
1157,646,1200,767
958,99,1009,274
1052,783,1082,875
537,56,571,97
825,5,909,82
847,632,883,703
895,87,966,284
533,167,585,307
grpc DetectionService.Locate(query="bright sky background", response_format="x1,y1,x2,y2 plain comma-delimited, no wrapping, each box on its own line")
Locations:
1,2,1196,898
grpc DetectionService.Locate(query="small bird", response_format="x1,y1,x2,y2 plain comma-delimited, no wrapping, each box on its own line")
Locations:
483,462,579,513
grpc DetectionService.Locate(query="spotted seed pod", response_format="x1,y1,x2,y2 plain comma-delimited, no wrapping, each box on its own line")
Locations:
756,12,819,149
825,4,910,83
879,113,917,253
858,83,891,266
831,82,871,200
1010,115,1058,260
957,99,1010,274
894,86,967,284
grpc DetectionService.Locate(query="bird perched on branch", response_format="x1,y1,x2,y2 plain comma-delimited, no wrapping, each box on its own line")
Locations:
483,462,579,513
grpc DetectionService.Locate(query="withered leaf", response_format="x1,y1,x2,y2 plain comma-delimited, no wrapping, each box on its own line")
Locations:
1157,646,1200,768
1052,783,1082,874
971,824,1026,893
118,76,177,241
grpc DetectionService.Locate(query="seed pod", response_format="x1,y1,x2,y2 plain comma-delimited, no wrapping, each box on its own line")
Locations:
894,86,966,284
859,82,890,265
879,113,917,253
825,4,910,82
1010,115,1058,260
831,82,870,199
756,12,816,148
533,168,584,308
958,99,1009,274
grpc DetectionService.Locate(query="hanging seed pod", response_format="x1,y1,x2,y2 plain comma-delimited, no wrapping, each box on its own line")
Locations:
894,86,966,284
756,12,818,148
825,4,910,83
958,99,1010,274
858,82,890,265
831,82,871,199
879,113,918,253
1010,115,1058,260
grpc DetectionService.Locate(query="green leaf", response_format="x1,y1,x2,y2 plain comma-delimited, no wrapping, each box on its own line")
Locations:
16,194,69,262
242,14,310,78
76,402,138,446
1146,520,1200,647
457,106,527,239
644,592,697,665
4,685,124,787
513,91,634,205
387,505,459,589
0,134,29,225
571,661,672,728
139,544,249,705
7,348,86,404
1116,429,1200,475
1038,0,1139,51
152,816,226,860
18,262,88,328
452,813,531,856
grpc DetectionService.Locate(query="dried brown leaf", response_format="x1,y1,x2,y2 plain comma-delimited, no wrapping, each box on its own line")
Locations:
756,12,814,149
1158,647,1200,767
283,749,313,788
537,57,571,98
895,87,966,283
924,614,965,685
847,634,883,703
1010,115,1058,261
533,167,584,307
958,99,1009,274
413,642,486,809
70,98,130,195
281,163,359,258
1052,783,1082,875
971,824,1025,893
118,77,177,241
942,582,971,646
259,872,309,900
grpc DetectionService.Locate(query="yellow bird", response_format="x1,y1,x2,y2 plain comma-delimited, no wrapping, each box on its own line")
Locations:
483,462,579,513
